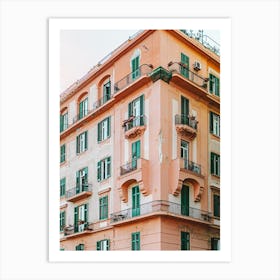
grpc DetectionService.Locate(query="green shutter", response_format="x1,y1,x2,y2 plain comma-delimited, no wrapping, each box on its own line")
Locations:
79,101,83,119
181,96,189,124
84,131,88,150
60,178,65,196
128,102,133,117
132,141,141,159
139,95,144,116
132,232,140,250
181,232,190,250
97,161,101,181
107,157,111,177
97,122,101,142
84,204,88,223
210,153,214,174
214,195,220,217
210,112,214,133
107,117,111,137
181,185,189,216
76,135,79,154
216,77,220,96
132,186,140,217
60,115,63,132
76,171,80,194
74,207,78,232
96,241,101,250
209,74,214,93
180,53,189,78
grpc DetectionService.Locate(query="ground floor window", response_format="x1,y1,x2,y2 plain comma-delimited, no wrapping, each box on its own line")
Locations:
131,232,140,250
181,231,190,250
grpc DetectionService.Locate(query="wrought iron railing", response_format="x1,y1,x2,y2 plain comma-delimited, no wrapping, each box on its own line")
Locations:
65,183,92,199
93,94,112,111
175,114,198,129
123,115,146,132
168,62,208,88
114,64,153,93
120,159,138,175
181,159,202,175
110,200,210,223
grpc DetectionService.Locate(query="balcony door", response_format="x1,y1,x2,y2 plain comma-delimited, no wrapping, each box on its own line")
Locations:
131,140,140,169
128,95,144,127
180,53,189,79
76,167,88,194
132,185,140,217
74,204,88,232
181,185,190,216
181,96,189,125
181,140,189,169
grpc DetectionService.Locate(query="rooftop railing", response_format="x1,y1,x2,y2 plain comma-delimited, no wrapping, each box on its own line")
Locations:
168,62,208,88
110,200,211,223
175,114,198,130
114,64,153,93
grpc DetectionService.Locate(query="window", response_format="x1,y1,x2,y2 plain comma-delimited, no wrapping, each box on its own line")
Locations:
181,185,189,216
131,140,141,169
76,131,88,154
60,211,65,231
79,98,88,119
209,74,220,96
74,204,88,233
210,152,220,177
210,112,220,137
181,96,189,125
97,157,111,181
127,95,144,128
76,167,88,193
132,185,140,217
211,238,220,250
181,140,189,169
213,194,220,217
131,232,140,250
103,81,111,103
131,56,140,80
180,53,189,79
97,239,110,251
60,112,68,132
75,244,84,251
60,178,66,197
99,196,108,220
181,231,190,250
60,144,66,163
97,117,111,142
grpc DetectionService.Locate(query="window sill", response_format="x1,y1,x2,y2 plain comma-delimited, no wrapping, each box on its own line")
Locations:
210,133,220,140
211,174,220,179
76,149,88,157
98,137,111,145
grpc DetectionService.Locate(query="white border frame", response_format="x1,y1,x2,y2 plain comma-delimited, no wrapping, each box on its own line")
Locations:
49,18,231,262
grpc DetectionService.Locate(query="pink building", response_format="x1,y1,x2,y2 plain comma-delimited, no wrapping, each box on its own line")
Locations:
60,30,220,250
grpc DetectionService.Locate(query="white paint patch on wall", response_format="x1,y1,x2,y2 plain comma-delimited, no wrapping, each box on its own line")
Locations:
144,98,149,159
172,99,178,159
90,84,97,106
69,100,76,123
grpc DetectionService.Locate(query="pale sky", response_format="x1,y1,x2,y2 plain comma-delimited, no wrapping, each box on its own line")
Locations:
60,29,220,92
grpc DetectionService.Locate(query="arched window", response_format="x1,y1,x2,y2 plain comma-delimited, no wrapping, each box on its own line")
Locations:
60,107,68,132
77,92,88,120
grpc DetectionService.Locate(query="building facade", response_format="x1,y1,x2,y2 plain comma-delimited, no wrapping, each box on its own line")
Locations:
59,30,220,251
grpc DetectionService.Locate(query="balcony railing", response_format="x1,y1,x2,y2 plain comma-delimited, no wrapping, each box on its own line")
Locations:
65,183,92,201
180,159,202,175
114,64,153,93
93,94,112,111
123,115,146,132
168,62,208,88
175,114,198,129
64,221,92,236
110,200,211,223
71,109,91,126
120,159,138,176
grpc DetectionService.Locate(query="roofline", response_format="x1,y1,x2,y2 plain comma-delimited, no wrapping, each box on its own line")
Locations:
60,29,220,104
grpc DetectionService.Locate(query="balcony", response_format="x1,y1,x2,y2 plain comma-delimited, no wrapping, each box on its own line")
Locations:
118,158,150,202
114,64,153,94
175,114,198,139
63,222,93,238
122,115,146,139
110,200,211,224
180,159,202,175
168,61,209,94
65,183,92,203
93,94,112,112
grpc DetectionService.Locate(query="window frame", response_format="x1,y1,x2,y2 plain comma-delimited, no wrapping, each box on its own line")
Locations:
131,232,140,250
97,117,111,142
209,74,220,97
99,195,108,220
181,231,190,250
97,156,111,182
210,152,220,177
60,112,68,132
213,194,220,218
75,244,85,251
79,97,88,119
76,131,88,154
60,144,66,163
60,211,65,232
97,239,110,251
60,177,66,197
210,112,220,137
